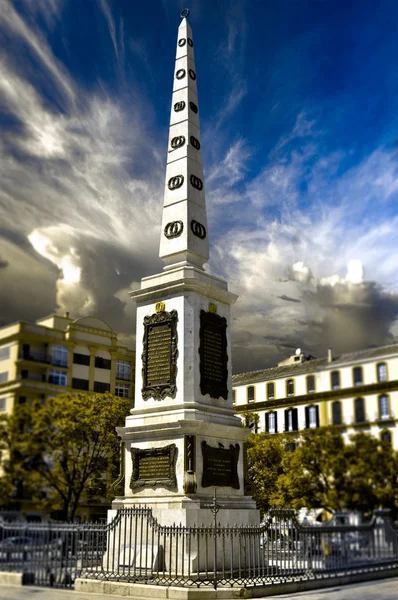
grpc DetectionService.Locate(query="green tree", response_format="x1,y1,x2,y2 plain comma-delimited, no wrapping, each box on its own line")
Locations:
275,427,348,513
245,432,288,514
0,393,130,521
343,431,398,518
245,427,398,518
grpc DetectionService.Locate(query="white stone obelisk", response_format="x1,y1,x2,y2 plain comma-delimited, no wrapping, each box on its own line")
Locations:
113,9,259,531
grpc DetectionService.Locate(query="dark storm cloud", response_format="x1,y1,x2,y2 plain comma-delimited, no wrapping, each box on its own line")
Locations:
301,281,398,354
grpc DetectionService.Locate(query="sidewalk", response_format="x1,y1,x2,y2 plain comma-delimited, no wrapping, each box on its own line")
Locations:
1,578,398,600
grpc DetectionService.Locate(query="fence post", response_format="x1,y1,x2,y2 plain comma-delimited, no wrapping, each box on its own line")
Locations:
203,488,223,590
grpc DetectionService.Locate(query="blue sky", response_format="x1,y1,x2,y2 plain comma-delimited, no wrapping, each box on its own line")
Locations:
1,0,398,371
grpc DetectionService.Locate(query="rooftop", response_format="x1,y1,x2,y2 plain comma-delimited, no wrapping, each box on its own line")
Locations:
232,343,398,386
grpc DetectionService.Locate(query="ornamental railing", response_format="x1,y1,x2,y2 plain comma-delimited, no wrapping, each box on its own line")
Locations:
0,506,397,589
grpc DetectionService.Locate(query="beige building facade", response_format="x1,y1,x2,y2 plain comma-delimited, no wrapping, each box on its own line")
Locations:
0,313,135,417
233,345,398,448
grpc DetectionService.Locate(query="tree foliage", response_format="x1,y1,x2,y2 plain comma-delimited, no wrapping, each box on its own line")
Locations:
245,427,398,518
0,393,130,521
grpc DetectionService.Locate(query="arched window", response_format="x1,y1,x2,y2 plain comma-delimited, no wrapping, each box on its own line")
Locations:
353,366,363,386
354,398,365,423
305,404,319,428
377,363,387,383
267,382,275,400
381,430,392,444
378,394,390,419
331,371,340,390
247,386,255,403
332,401,342,425
286,379,294,397
307,375,315,393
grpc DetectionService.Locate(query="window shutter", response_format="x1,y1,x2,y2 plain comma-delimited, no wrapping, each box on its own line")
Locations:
284,410,289,432
305,406,309,429
316,405,320,427
292,408,298,431
274,411,278,433
265,413,269,432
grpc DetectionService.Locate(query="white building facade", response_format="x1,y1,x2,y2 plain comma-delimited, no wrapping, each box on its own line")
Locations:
233,345,398,448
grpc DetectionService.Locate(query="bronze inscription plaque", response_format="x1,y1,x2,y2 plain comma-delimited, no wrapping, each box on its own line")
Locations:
146,324,172,385
142,310,178,401
201,441,240,489
138,454,170,479
130,444,177,489
199,310,228,399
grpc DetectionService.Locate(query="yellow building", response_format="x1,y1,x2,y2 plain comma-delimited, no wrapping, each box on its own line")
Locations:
0,313,135,521
233,345,398,448
0,313,134,418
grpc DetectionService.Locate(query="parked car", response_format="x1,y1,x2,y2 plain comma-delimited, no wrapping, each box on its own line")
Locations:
0,536,36,548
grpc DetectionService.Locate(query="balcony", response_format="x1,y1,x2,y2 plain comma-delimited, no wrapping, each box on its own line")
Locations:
19,349,49,363
375,411,395,422
18,372,46,382
116,373,131,381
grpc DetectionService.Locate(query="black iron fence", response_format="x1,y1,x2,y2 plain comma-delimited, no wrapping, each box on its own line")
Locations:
0,506,397,589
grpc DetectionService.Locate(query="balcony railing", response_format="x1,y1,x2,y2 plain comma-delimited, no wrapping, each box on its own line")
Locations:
115,373,131,381
20,350,49,363
18,373,46,382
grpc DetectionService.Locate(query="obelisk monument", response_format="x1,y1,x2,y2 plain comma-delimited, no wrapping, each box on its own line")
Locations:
113,8,259,529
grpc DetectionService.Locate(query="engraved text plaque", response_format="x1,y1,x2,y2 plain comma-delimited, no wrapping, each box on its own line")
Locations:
130,444,177,489
142,310,178,400
201,441,240,489
199,310,228,399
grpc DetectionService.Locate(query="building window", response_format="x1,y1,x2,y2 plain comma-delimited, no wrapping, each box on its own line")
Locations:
331,371,340,390
305,405,319,429
232,389,236,404
48,369,67,386
284,407,298,432
247,386,255,403
0,372,8,383
354,398,365,423
72,378,89,391
267,382,275,400
353,366,363,386
0,397,7,411
332,401,342,425
266,411,278,434
381,430,392,444
286,379,294,397
73,353,90,366
0,346,10,361
378,394,390,420
51,345,68,367
377,363,387,383
94,381,110,393
115,383,130,398
116,360,131,380
95,356,111,370
307,375,315,393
